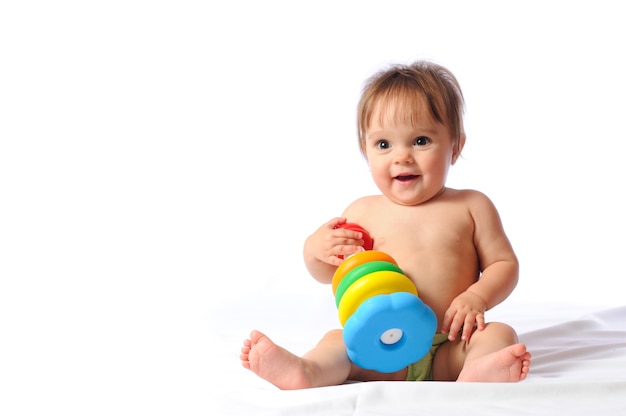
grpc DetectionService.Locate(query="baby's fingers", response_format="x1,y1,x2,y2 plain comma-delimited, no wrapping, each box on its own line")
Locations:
460,312,485,342
442,311,465,341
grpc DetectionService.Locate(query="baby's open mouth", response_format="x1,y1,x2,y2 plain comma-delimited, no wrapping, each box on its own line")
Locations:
395,175,418,181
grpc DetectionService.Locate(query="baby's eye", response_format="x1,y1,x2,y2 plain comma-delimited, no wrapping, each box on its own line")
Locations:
414,136,431,146
376,140,390,150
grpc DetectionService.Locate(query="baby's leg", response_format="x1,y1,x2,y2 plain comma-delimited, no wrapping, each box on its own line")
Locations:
436,322,531,382
240,329,353,390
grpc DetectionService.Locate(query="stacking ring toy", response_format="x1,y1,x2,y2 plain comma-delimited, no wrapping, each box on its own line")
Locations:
332,250,397,295
337,270,418,326
334,261,404,307
332,246,437,373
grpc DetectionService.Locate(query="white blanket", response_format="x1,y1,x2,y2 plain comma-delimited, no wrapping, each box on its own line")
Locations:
213,294,626,415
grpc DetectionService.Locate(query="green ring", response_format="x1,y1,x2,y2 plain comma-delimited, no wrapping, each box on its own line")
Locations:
335,261,405,307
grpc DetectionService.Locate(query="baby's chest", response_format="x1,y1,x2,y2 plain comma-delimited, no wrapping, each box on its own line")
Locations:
369,216,471,250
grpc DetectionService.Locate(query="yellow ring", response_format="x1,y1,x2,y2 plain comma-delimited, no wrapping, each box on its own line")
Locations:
337,270,417,326
332,250,398,295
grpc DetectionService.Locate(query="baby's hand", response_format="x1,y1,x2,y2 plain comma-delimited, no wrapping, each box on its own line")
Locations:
440,291,487,342
307,218,367,266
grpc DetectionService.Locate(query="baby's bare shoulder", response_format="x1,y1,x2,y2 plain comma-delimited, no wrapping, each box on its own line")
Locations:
445,187,488,198
342,194,384,214
444,188,494,206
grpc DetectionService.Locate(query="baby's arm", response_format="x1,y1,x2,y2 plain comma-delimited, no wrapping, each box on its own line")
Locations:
303,217,367,284
441,191,519,342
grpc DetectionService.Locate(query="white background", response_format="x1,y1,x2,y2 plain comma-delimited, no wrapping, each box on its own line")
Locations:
1,1,625,414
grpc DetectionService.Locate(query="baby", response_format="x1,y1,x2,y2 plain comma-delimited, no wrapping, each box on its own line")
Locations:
241,60,531,389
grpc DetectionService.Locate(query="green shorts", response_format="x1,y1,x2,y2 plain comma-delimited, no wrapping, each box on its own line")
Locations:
405,333,449,381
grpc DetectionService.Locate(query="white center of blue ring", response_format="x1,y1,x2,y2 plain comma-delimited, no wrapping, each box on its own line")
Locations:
380,328,403,345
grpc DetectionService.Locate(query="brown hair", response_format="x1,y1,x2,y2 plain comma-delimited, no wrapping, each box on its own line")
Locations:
357,60,465,157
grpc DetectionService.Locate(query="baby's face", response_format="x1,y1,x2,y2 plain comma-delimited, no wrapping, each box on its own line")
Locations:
364,104,458,206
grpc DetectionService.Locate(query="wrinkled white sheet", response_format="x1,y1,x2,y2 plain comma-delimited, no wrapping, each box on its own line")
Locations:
212,294,626,415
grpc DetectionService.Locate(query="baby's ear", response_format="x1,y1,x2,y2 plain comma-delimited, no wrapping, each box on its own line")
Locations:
451,133,466,164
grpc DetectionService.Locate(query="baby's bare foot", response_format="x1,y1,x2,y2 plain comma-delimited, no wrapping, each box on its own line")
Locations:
457,343,531,382
240,330,314,390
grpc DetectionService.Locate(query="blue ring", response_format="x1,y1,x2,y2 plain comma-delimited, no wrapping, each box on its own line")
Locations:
343,292,437,373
